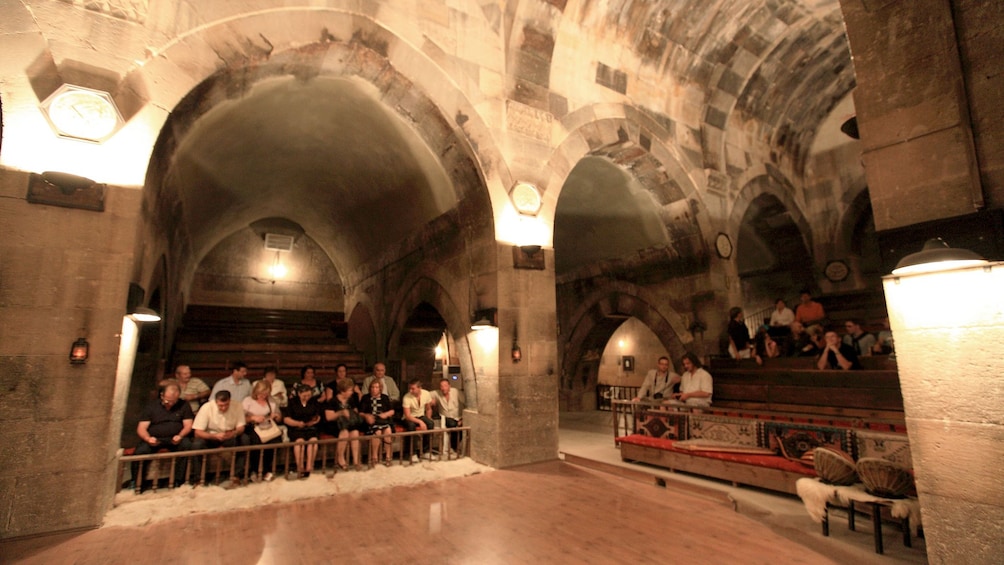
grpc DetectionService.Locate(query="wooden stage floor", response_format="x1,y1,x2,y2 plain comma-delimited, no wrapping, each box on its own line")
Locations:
3,460,841,565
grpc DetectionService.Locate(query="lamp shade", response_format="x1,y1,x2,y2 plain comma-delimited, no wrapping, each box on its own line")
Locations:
892,238,987,276
131,307,161,322
471,317,494,331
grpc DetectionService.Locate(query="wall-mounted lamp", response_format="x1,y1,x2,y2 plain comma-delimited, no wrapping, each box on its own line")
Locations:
471,308,497,331
130,307,162,323
26,172,106,212
513,244,545,270
892,237,988,276
69,337,89,364
512,325,522,363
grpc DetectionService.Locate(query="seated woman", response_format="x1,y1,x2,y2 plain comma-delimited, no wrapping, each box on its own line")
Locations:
324,378,365,471
669,352,713,407
242,380,283,482
298,364,325,399
359,379,395,467
283,383,322,478
753,326,780,365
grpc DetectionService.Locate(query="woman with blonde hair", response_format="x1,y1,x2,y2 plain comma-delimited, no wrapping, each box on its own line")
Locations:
243,380,282,481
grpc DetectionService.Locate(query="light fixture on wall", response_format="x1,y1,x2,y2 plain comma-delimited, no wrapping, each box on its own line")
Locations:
512,325,522,363
892,237,987,276
130,307,161,323
267,251,288,279
26,171,106,212
471,308,497,331
69,337,89,364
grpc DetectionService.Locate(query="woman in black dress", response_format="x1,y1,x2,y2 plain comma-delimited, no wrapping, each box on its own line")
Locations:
283,383,321,478
359,379,395,467
324,378,364,471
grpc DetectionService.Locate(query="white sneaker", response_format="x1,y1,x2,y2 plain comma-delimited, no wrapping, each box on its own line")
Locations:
410,454,420,463
423,452,433,460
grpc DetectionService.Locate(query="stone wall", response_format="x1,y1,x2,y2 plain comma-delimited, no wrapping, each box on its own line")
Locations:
0,169,141,538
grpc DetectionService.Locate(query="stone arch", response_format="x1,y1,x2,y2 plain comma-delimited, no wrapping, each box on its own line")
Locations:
545,107,714,271
561,281,691,405
127,8,508,312
728,173,814,259
385,272,478,410
835,185,882,282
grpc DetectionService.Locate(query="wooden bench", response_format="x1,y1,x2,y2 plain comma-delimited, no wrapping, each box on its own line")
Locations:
708,356,903,420
613,403,910,496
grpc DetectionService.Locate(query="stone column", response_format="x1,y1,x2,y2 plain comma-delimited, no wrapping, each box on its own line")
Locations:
883,262,1004,563
840,0,983,231
0,169,141,538
468,243,559,468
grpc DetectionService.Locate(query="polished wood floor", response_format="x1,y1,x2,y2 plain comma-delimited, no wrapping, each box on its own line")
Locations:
2,461,838,565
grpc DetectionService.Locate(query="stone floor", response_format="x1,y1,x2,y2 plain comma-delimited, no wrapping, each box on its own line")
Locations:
0,412,928,564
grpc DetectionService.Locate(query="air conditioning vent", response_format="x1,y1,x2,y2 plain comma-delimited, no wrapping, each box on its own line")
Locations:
264,233,295,252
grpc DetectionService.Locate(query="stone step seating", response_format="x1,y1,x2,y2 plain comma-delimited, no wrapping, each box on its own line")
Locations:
171,305,365,385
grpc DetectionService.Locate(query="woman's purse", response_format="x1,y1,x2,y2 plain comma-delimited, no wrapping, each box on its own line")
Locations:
254,399,282,442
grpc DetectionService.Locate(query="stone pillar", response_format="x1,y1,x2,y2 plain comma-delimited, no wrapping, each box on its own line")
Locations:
0,169,141,538
468,243,559,468
840,0,983,231
883,262,1004,564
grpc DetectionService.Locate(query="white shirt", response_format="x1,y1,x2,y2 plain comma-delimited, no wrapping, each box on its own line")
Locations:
770,307,795,327
193,402,244,433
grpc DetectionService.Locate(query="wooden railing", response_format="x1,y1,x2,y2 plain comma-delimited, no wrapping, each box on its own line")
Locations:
118,426,470,493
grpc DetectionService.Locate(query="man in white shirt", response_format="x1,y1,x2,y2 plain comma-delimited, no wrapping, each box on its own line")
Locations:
191,390,249,486
361,362,400,400
769,298,795,328
432,378,464,454
670,353,713,407
402,379,434,462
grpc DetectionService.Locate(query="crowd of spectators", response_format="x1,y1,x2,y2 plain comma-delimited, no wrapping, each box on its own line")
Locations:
133,363,465,491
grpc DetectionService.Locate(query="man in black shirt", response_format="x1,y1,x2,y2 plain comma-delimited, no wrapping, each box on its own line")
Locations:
133,380,194,486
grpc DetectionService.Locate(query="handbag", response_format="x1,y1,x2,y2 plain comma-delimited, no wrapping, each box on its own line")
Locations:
254,399,282,442
255,421,282,442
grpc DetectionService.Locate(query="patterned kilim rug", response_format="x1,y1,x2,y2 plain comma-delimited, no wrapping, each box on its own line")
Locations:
855,430,912,466
760,422,853,459
688,414,760,447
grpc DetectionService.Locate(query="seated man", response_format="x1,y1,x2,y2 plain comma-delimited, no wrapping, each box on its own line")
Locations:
817,331,862,370
402,379,434,463
191,390,250,486
669,353,713,407
632,356,680,401
727,307,753,359
211,361,252,405
362,362,401,400
133,379,194,487
431,378,464,454
769,298,795,329
794,289,826,326
842,319,877,357
174,364,210,414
